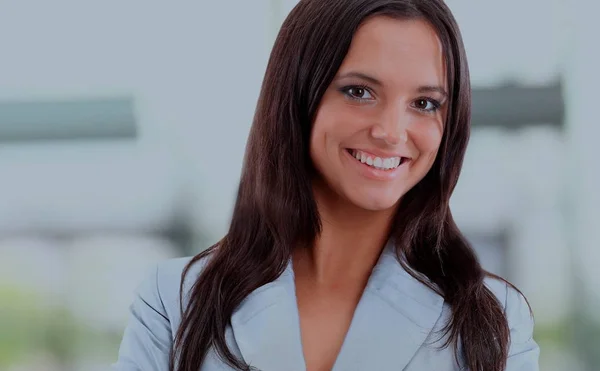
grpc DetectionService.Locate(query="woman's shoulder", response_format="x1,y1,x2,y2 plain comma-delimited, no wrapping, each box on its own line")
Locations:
483,275,532,319
113,254,213,370
155,256,208,295
133,254,212,325
483,275,539,361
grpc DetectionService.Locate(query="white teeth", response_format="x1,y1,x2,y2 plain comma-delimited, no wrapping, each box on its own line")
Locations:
350,150,402,170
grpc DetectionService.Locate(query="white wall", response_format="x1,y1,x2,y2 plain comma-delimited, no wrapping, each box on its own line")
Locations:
563,0,600,321
0,1,273,238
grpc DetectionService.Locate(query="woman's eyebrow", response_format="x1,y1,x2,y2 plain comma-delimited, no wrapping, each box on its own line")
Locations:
336,71,383,87
418,85,448,99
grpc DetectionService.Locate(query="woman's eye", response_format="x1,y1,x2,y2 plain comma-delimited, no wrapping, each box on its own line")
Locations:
412,98,440,112
344,86,374,100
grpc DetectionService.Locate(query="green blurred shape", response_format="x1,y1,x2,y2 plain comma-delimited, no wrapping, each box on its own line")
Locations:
0,286,47,366
533,320,571,345
0,284,123,368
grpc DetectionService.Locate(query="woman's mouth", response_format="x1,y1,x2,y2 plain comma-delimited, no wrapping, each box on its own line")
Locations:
346,149,409,171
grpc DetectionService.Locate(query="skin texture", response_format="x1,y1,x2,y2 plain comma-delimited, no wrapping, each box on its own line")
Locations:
293,16,448,371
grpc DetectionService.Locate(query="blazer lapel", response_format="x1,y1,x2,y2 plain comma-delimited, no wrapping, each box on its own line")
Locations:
230,241,445,371
332,243,445,371
230,264,306,371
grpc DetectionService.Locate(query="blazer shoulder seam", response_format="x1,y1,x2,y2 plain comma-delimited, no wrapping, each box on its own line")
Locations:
153,264,170,321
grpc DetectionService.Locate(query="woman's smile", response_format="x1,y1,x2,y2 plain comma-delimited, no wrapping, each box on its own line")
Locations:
342,148,412,181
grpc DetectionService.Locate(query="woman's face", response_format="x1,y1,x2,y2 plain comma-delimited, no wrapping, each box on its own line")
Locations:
310,16,448,212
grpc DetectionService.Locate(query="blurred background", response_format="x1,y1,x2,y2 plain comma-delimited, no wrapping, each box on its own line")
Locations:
0,0,598,370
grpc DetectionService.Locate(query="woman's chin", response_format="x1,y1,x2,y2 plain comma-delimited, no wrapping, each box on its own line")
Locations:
346,192,402,212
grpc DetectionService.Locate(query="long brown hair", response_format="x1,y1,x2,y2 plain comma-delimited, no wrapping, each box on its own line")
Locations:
172,1,517,370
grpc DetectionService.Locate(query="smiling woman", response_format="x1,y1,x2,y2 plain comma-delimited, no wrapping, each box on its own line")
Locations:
113,1,540,371
310,17,447,212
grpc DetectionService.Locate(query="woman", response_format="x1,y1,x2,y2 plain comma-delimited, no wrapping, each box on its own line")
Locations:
114,0,539,370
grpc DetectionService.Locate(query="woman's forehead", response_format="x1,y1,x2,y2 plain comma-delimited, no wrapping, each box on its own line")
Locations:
339,16,447,91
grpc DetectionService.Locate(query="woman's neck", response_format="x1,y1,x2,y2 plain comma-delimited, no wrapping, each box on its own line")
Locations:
293,184,396,289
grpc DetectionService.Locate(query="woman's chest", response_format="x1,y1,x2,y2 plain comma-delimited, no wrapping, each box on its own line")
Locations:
297,296,358,371
193,255,458,371
195,292,462,371
197,328,464,371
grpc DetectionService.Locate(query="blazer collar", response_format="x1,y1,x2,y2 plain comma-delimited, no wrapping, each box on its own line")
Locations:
230,241,445,371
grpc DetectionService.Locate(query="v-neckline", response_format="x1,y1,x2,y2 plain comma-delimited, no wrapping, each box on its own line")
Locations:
291,268,366,370
229,241,445,371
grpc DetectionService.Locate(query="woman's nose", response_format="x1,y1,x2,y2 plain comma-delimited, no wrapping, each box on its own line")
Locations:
371,103,408,144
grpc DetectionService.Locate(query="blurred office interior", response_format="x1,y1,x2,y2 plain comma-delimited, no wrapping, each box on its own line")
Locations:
0,1,598,370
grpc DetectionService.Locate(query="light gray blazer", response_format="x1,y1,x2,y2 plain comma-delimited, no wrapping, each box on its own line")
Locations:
113,243,539,370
